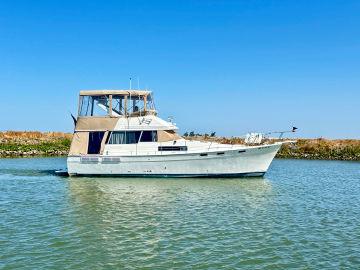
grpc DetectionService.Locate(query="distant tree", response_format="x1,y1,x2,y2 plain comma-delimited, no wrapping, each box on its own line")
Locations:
204,133,209,138
183,132,189,137
189,131,195,137
210,132,216,137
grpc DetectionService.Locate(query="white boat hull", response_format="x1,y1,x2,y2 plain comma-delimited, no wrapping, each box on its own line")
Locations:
67,143,282,177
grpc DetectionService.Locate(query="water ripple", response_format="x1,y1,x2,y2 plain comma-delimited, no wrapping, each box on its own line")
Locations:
0,158,360,269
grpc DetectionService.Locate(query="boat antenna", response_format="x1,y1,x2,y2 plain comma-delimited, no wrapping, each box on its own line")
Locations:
137,77,140,90
151,90,157,111
129,77,132,90
264,126,298,139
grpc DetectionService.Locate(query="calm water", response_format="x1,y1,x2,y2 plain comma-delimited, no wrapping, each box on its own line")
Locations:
0,158,360,269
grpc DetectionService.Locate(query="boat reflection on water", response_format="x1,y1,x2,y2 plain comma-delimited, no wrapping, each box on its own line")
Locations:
61,177,275,267
66,177,274,213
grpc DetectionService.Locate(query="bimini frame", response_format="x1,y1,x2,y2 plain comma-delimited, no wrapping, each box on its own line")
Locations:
78,90,156,118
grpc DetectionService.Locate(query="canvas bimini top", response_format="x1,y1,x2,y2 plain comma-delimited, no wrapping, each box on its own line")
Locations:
78,89,156,118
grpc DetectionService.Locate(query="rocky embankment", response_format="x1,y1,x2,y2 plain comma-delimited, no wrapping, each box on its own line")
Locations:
0,131,71,157
1,131,360,161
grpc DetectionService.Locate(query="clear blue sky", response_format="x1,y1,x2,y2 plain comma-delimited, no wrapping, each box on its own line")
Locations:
0,0,359,138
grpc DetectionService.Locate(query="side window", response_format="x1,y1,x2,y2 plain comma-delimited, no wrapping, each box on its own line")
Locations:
158,146,188,151
79,95,110,116
79,96,91,116
140,131,157,142
108,132,126,144
107,131,141,144
126,131,141,144
88,132,105,154
111,95,125,116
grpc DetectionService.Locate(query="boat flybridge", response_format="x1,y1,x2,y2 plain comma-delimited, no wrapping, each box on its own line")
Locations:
66,89,285,177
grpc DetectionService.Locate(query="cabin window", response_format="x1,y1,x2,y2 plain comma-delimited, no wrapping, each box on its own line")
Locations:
126,131,142,144
108,131,157,144
79,95,110,116
158,146,188,151
108,132,126,144
140,131,157,142
88,132,105,154
108,131,140,144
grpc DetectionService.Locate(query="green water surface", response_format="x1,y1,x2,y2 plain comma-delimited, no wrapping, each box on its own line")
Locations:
0,158,359,269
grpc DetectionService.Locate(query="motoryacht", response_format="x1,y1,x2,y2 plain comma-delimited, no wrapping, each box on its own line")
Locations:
66,89,287,177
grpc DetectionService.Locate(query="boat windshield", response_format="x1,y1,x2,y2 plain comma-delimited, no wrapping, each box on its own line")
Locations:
78,92,155,117
79,95,110,116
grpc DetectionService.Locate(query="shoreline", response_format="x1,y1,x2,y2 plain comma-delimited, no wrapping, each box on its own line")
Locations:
1,131,360,161
0,131,71,158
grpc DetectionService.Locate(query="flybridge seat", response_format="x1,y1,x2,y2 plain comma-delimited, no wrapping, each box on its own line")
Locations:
78,90,157,118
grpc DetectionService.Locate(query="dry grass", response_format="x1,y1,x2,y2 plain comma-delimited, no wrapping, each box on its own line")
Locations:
0,131,72,140
278,138,360,160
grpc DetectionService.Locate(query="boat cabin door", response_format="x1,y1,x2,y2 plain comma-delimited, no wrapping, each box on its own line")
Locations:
87,131,106,154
